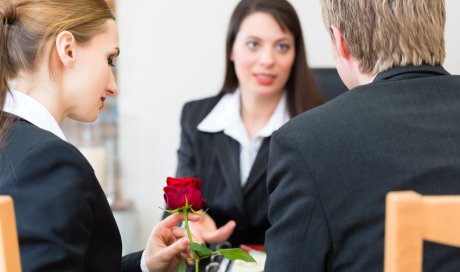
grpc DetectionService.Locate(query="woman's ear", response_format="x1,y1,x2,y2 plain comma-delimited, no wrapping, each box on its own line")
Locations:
55,31,76,67
330,25,351,60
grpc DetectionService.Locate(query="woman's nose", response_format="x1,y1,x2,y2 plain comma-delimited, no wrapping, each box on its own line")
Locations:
106,71,118,96
258,47,275,67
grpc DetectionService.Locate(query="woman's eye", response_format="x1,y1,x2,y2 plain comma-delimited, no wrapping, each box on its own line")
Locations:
276,43,291,53
246,40,258,50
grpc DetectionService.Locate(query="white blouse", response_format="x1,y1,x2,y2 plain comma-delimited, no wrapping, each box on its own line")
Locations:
198,89,290,186
3,90,67,141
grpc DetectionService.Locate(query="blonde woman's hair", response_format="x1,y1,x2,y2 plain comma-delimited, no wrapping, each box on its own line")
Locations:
320,0,445,74
0,0,114,144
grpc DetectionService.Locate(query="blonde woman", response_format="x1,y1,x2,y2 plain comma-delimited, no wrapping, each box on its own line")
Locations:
0,1,196,271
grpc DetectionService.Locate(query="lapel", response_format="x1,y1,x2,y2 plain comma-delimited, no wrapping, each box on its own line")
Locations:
214,133,245,214
242,138,270,194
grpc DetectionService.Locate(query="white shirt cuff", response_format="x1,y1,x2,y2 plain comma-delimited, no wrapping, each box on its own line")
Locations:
140,250,149,272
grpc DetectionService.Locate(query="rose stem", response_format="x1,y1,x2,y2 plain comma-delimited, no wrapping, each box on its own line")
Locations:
183,208,199,271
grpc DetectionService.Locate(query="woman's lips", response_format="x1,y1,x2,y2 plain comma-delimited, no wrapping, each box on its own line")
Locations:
254,73,276,85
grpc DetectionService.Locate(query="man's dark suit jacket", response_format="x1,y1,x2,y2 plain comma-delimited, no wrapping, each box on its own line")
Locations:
176,95,270,247
0,118,142,271
265,65,460,271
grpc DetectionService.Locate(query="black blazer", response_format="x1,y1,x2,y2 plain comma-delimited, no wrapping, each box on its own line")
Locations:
0,118,142,272
176,95,271,246
265,66,460,271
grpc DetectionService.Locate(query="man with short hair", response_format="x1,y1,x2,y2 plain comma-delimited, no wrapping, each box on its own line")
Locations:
265,0,460,271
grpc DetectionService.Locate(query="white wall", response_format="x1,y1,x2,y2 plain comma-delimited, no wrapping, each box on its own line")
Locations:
115,0,460,252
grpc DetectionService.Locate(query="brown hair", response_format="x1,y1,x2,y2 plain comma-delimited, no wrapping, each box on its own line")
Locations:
0,0,114,144
320,0,445,74
220,0,323,118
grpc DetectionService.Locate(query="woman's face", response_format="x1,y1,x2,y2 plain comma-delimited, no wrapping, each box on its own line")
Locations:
64,19,119,122
231,12,295,99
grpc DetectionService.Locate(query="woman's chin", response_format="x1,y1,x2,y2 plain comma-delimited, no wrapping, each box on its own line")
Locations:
69,112,99,123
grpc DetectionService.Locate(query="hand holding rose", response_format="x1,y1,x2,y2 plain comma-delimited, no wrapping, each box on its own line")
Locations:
143,213,201,272
163,177,255,272
164,176,236,243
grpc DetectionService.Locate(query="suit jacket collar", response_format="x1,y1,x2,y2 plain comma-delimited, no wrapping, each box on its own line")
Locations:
213,134,271,213
198,89,289,142
214,134,245,214
4,90,67,141
243,138,270,194
374,65,449,83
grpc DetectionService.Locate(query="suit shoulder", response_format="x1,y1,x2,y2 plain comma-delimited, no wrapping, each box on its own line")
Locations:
7,119,57,142
180,95,223,126
275,90,358,143
6,120,78,152
182,95,222,113
2,120,91,175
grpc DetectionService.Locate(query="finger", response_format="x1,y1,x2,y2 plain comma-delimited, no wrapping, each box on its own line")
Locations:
187,213,201,222
180,251,193,259
179,252,189,258
172,227,187,238
172,227,204,244
162,213,201,229
160,213,185,228
157,237,191,262
204,220,236,244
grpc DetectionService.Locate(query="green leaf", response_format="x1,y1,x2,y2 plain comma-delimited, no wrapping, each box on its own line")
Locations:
177,259,186,272
216,248,256,263
163,207,182,214
189,243,213,258
190,207,208,215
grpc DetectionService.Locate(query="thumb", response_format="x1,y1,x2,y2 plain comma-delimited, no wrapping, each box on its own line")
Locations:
204,220,236,244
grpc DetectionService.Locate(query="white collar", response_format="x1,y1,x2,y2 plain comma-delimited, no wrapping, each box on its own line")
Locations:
369,73,378,83
3,90,67,141
197,89,290,145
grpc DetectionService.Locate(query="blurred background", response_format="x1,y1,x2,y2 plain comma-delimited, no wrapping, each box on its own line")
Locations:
64,0,460,254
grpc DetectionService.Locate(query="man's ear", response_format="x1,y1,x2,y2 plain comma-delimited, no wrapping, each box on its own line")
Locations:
330,25,351,60
55,31,76,67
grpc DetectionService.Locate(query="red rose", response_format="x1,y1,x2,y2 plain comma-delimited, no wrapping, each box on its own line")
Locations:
163,177,204,210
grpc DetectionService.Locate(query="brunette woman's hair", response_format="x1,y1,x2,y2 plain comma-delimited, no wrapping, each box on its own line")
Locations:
220,0,323,117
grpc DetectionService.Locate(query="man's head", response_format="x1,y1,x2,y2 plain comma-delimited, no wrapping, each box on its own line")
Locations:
320,0,446,81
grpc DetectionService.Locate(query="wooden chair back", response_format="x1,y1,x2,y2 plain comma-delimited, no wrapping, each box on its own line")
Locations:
0,196,21,272
384,191,460,272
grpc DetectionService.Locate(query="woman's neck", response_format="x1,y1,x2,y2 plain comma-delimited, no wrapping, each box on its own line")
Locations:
15,70,64,124
240,90,283,140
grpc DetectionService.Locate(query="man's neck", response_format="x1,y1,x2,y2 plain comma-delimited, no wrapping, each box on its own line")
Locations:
357,72,378,85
